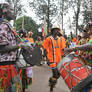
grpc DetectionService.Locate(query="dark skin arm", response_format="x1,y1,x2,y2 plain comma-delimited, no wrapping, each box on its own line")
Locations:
0,44,29,53
0,45,19,53
64,44,92,53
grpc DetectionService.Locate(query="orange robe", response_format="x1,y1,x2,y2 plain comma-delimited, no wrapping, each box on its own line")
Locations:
43,36,66,68
26,38,34,43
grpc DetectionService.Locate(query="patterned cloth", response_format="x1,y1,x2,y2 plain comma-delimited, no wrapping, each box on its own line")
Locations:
0,23,17,62
26,67,33,78
0,20,22,92
0,65,22,92
75,38,92,67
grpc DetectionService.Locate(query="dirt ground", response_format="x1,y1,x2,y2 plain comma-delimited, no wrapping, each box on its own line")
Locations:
26,65,70,92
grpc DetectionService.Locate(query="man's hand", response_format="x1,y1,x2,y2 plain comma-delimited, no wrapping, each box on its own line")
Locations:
63,48,75,55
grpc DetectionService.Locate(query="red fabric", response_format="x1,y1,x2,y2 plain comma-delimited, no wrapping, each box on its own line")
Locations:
0,65,18,88
72,38,77,42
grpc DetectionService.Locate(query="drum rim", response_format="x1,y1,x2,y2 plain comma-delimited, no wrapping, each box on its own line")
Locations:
71,74,92,92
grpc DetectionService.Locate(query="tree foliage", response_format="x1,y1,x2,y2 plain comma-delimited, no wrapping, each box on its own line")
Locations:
82,0,92,24
64,0,82,35
75,0,92,33
69,0,92,33
29,0,57,19
7,0,25,20
28,0,92,35
57,0,71,28
15,16,39,39
29,0,58,31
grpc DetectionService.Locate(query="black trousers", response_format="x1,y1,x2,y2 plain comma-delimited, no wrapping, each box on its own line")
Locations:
49,68,60,86
52,68,60,79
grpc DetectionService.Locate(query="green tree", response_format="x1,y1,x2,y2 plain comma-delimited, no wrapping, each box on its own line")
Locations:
15,16,39,40
67,0,82,36
29,0,58,31
7,0,26,22
58,0,71,33
76,0,92,32
82,0,92,24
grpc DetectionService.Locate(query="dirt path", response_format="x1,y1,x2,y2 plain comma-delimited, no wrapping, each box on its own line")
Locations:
26,65,70,92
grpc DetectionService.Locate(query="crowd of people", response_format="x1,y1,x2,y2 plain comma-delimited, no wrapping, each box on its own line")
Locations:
1,0,92,92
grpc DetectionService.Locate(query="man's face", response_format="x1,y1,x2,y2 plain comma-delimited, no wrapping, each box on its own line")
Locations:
89,28,92,34
6,5,15,20
54,30,58,35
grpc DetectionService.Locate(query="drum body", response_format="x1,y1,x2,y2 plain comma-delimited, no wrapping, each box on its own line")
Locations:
22,45,42,66
16,42,42,68
57,52,92,92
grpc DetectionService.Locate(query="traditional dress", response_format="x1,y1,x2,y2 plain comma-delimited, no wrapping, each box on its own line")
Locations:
74,37,92,92
0,20,22,92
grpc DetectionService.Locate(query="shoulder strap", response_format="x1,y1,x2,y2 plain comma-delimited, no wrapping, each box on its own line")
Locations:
2,22,17,36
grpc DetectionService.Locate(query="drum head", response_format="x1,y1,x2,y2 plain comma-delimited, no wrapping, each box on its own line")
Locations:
21,46,42,66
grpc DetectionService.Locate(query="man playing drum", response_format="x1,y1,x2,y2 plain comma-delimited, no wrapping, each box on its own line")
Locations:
63,22,92,92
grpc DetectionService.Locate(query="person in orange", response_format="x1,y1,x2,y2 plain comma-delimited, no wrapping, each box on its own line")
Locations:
26,31,34,43
42,26,66,92
64,35,70,48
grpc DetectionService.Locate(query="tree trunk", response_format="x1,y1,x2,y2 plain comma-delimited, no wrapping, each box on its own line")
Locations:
62,0,64,30
75,0,81,36
47,0,50,33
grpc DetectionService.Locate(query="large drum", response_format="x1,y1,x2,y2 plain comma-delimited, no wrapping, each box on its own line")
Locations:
57,52,92,92
16,42,42,68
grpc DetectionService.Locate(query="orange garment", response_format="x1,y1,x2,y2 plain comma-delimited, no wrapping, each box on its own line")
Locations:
42,36,66,68
26,38,34,43
90,37,92,41
72,38,77,42
76,40,80,45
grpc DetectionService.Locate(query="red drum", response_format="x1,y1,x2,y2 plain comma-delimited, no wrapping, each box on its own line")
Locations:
57,52,92,92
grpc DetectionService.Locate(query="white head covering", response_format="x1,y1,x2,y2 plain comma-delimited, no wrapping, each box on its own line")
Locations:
52,23,61,29
51,23,63,35
0,0,9,5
